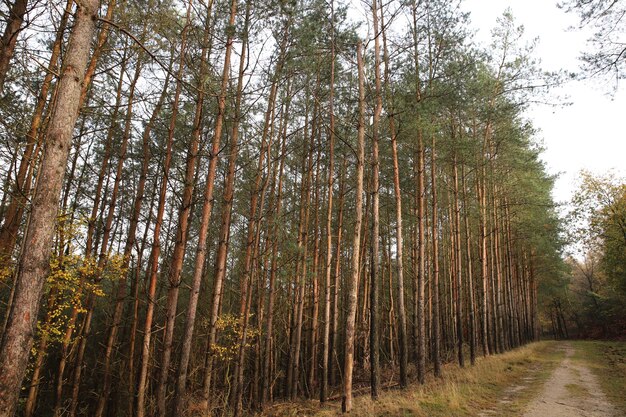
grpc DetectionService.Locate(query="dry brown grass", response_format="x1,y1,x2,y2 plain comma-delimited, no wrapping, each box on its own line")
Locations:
262,341,562,417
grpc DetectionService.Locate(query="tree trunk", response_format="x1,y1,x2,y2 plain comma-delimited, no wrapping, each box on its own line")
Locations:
462,166,477,365
201,15,290,416
0,2,99,415
0,0,72,263
330,160,346,387
452,151,465,368
135,4,192,414
369,0,382,399
431,133,441,378
261,84,291,407
320,1,335,402
0,0,28,92
155,1,217,415
341,40,365,414
94,51,172,417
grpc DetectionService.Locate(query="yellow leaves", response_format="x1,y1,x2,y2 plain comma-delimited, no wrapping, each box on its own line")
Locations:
35,250,127,348
0,264,13,284
210,313,261,363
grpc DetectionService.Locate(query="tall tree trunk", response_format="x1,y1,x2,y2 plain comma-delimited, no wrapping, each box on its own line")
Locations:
0,2,99,415
308,160,321,398
154,1,217,415
0,0,27,92
462,166,477,365
0,0,72,263
261,85,291,407
174,2,248,415
289,91,315,400
452,150,465,368
369,0,382,399
431,133,441,378
341,40,365,414
68,41,140,417
477,146,490,357
330,159,346,386
201,9,289,412
94,51,173,417
410,0,426,384
320,0,335,402
135,3,192,414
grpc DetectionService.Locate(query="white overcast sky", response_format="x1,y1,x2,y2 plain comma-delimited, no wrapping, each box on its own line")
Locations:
462,0,626,205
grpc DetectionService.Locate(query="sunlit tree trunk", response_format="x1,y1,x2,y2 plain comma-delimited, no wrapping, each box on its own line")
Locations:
0,2,99,415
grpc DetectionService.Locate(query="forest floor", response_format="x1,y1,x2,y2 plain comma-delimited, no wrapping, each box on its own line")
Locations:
264,341,626,417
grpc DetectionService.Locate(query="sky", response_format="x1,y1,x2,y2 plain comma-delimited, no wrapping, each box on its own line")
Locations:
462,0,626,206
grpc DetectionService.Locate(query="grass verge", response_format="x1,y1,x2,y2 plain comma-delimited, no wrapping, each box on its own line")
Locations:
570,340,626,414
264,341,563,417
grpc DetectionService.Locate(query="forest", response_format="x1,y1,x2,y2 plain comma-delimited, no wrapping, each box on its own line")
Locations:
0,0,624,416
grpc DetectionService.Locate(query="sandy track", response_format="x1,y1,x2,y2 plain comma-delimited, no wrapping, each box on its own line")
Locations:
522,343,616,417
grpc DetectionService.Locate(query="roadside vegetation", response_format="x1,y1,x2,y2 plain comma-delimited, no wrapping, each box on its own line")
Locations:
266,342,564,417
571,340,626,414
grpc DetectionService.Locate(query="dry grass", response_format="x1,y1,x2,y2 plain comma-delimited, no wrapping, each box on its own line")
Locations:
571,340,626,414
263,341,562,417
564,382,589,397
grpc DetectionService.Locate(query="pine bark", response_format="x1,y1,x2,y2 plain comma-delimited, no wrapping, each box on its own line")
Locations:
431,133,441,378
0,2,99,415
0,0,28,92
341,40,365,414
320,0,335,402
369,0,382,399
135,4,191,414
0,0,73,262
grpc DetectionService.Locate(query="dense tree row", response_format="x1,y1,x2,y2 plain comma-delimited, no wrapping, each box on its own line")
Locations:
0,1,563,416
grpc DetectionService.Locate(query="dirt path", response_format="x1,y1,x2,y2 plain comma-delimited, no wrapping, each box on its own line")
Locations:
522,343,616,417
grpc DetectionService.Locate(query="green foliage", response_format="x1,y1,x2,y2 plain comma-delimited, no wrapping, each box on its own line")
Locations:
564,171,626,336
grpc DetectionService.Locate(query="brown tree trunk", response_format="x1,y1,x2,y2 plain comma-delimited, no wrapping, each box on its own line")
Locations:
0,0,27,92
477,146,490,357
410,0,426,384
135,4,192,415
0,0,72,263
77,0,117,107
320,1,335,402
289,92,315,400
462,166,477,365
452,150,465,368
0,2,99,415
201,15,289,416
308,160,321,398
94,50,173,417
329,160,346,387
154,2,217,415
431,133,441,378
341,40,365,414
261,84,291,407
52,37,126,416
370,0,382,399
